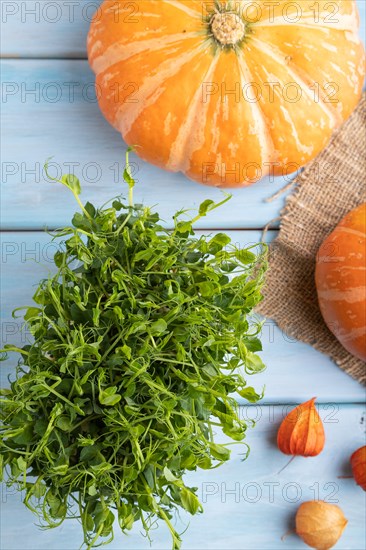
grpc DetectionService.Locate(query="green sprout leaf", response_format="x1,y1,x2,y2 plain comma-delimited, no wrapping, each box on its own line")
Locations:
199,199,215,216
61,174,81,196
235,249,257,264
99,387,122,407
150,319,167,335
123,146,137,207
180,488,202,515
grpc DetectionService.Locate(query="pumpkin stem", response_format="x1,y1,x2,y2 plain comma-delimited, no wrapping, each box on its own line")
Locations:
210,12,246,46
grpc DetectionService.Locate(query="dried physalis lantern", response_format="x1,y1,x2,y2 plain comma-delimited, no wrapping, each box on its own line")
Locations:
277,397,325,456
296,501,348,550
350,445,366,491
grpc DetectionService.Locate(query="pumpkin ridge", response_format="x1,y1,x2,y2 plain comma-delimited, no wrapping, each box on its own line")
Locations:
248,61,316,160
255,18,358,32
317,286,366,304
166,51,221,172
336,227,366,238
163,0,202,19
114,41,205,136
337,266,366,271
252,14,365,122
235,48,275,171
180,48,274,187
255,0,359,33
91,32,203,75
250,37,341,127
340,326,366,343
250,31,350,125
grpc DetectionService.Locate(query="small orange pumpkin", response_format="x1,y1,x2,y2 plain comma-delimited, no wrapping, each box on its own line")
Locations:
315,203,366,361
88,0,365,187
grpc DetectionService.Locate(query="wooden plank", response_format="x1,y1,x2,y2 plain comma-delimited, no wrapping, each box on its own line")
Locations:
1,404,365,549
1,0,365,58
1,57,299,231
1,0,102,58
1,230,365,403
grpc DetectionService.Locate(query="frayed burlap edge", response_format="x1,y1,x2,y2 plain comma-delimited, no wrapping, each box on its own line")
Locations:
257,94,366,386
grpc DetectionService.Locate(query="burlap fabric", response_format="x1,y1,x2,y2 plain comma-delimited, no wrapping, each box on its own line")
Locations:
257,94,366,386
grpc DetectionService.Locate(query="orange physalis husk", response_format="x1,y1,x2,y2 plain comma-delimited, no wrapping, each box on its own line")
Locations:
277,397,325,456
350,445,366,491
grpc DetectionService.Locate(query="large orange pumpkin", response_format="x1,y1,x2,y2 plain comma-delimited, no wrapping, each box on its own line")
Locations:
88,1,365,187
315,203,366,362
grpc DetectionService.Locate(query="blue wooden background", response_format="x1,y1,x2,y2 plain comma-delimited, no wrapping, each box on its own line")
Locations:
1,2,365,549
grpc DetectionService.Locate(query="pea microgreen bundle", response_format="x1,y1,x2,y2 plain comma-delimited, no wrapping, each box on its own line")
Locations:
0,151,267,549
